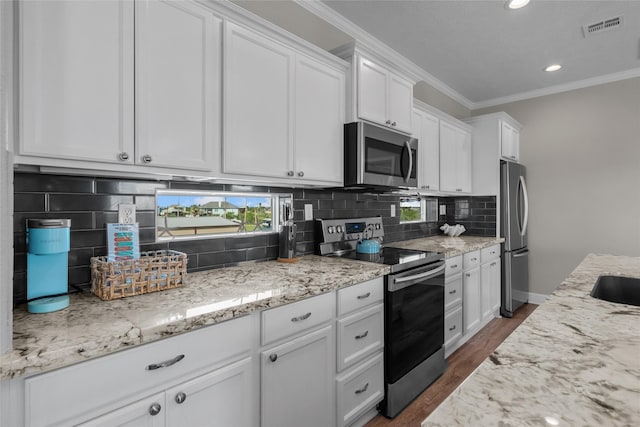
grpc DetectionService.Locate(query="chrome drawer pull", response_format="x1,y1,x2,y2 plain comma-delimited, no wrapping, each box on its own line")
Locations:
175,392,187,404
291,312,311,322
355,383,369,394
357,292,371,300
471,257,477,262
269,353,278,362
146,354,185,371
355,331,369,340
449,325,456,331
491,262,497,266
449,289,457,294
450,264,458,268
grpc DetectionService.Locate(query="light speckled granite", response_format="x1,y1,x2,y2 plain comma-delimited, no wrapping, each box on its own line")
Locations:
389,235,504,257
1,255,388,380
423,254,640,427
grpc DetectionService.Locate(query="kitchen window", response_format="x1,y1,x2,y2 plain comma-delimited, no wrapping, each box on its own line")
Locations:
155,190,291,241
399,197,439,223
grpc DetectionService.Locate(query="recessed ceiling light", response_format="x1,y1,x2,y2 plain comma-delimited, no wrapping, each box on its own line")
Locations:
545,64,562,72
506,0,531,10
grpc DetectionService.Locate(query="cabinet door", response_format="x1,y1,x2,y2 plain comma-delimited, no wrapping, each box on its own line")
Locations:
78,393,165,427
19,0,134,164
501,122,519,162
463,267,481,334
262,325,334,427
418,111,440,191
165,358,255,427
387,73,413,133
480,262,494,322
294,55,345,184
491,258,502,314
135,0,219,171
357,57,388,126
439,121,459,193
458,127,472,193
223,22,293,178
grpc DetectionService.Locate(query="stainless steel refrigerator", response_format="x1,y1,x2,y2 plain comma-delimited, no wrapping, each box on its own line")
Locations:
500,160,529,317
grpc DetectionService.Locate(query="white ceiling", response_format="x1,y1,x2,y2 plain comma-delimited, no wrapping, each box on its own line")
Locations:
320,0,640,107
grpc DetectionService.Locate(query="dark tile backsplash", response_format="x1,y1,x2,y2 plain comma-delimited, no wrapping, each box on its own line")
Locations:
12,172,496,304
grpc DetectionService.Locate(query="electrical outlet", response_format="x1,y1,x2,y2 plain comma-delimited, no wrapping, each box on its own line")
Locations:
118,203,136,224
439,205,447,215
390,204,396,217
304,204,313,221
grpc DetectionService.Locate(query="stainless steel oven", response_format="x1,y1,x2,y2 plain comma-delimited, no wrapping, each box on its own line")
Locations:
344,122,418,189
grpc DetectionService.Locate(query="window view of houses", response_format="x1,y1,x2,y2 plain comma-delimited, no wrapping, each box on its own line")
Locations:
156,193,273,239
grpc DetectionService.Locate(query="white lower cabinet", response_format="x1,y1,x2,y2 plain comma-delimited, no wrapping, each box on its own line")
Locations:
463,266,481,334
481,244,502,322
443,255,463,357
336,353,384,427
261,325,334,427
79,358,254,427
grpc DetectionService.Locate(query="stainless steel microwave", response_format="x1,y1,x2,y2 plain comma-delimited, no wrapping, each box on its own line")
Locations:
344,122,418,189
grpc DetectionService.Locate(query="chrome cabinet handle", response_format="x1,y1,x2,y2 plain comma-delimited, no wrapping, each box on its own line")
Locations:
471,257,477,262
355,383,369,394
269,353,278,362
175,392,186,404
142,154,152,163
465,273,471,277
118,152,129,161
491,262,497,266
146,354,185,371
450,264,458,268
449,325,456,331
148,403,161,416
355,331,369,340
391,121,396,126
449,289,457,294
385,120,391,125
425,185,430,189
356,292,371,300
298,171,304,177
291,312,311,322
287,171,294,176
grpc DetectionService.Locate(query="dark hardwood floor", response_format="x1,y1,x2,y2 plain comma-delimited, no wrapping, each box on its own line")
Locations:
366,303,538,427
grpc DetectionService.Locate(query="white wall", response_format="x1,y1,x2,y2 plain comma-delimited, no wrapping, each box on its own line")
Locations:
475,77,640,295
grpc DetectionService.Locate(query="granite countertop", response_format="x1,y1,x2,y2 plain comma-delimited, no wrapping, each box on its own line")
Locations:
388,235,504,257
1,255,388,380
423,254,640,427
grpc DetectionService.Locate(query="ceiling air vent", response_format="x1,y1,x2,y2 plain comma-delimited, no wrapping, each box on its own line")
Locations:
582,16,623,38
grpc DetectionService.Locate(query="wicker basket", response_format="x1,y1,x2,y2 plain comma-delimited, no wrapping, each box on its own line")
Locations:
91,250,187,301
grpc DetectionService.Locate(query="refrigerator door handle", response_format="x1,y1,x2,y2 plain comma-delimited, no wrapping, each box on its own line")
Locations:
513,248,529,258
519,176,529,237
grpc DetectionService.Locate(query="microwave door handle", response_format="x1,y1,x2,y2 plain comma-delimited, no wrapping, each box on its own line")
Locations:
404,140,413,183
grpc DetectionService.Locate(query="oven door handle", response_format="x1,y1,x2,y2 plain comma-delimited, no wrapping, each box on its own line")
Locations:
390,263,446,292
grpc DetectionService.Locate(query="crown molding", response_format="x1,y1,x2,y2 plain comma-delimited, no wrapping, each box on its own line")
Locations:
294,0,475,110
472,67,640,109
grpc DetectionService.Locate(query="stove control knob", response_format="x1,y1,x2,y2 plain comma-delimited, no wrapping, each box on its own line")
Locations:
327,226,334,234
336,225,343,234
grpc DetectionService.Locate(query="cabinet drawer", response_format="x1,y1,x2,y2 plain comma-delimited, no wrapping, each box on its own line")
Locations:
25,315,253,427
444,276,462,312
262,291,334,345
445,255,463,277
444,306,463,348
336,353,384,427
337,303,383,371
337,277,383,316
463,250,480,270
481,244,500,263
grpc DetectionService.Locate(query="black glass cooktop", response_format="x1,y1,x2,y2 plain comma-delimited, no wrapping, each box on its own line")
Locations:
333,246,443,273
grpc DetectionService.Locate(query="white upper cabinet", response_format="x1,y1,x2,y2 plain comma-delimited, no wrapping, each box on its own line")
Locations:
135,0,220,171
223,21,345,185
465,112,522,203
500,121,520,162
294,55,345,183
19,0,135,164
439,120,472,194
223,22,293,179
412,108,440,192
356,56,413,133
19,0,221,172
